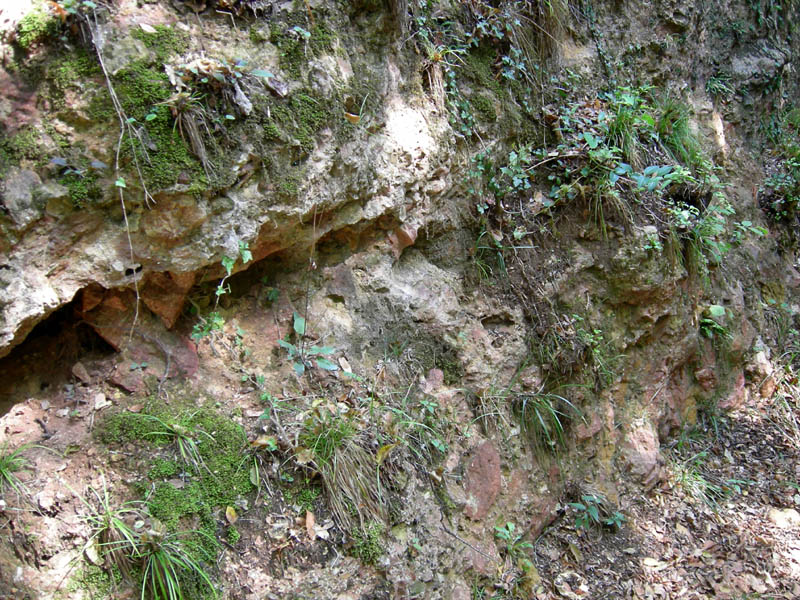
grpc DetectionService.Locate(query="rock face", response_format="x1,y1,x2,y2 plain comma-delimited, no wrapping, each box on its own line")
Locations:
463,441,502,521
622,421,663,488
2,0,800,598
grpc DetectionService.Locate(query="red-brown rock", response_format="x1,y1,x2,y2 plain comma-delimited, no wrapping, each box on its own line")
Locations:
463,441,501,520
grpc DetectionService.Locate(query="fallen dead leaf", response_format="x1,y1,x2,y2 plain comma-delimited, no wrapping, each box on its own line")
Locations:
306,510,315,541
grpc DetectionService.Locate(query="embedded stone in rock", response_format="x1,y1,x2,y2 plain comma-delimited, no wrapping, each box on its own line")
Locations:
421,368,444,395
3,168,43,230
140,271,196,329
141,194,208,246
694,367,716,392
718,371,747,411
463,441,501,520
388,224,418,260
621,421,662,487
468,539,501,576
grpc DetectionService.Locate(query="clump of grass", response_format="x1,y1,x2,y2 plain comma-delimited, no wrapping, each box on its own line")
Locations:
655,95,703,171
515,390,580,453
76,477,141,578
0,442,35,498
301,414,388,531
138,522,216,600
140,414,214,473
75,477,217,600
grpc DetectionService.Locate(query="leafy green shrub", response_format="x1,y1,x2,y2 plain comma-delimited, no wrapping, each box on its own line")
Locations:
569,494,625,530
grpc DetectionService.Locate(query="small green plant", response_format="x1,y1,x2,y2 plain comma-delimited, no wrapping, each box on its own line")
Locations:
0,442,34,498
277,312,339,376
706,73,735,100
569,494,625,530
574,317,622,388
699,304,733,341
138,521,216,600
192,241,252,341
731,220,767,243
494,522,533,560
140,415,214,472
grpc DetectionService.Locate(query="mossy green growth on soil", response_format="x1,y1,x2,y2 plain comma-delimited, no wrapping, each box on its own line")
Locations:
271,91,334,154
46,49,102,108
462,44,505,98
471,94,497,122
61,169,102,207
62,564,121,600
99,398,254,549
351,521,385,565
98,398,255,598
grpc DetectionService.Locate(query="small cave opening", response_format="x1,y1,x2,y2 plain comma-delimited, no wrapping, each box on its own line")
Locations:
0,299,117,417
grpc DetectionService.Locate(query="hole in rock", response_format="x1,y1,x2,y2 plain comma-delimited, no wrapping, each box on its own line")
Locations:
0,299,116,417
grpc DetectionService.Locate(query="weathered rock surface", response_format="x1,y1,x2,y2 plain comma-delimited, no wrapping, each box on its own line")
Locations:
463,441,502,520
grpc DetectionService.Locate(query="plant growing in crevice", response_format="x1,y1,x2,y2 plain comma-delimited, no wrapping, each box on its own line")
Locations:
299,412,388,532
191,241,252,342
74,477,141,579
516,388,580,453
706,73,734,100
494,521,533,562
277,311,339,376
700,304,733,343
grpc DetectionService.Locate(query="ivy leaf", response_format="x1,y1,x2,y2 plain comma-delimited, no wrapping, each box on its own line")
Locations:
115,177,126,188
708,304,726,317
315,359,339,371
293,312,306,336
238,241,252,263
221,255,235,276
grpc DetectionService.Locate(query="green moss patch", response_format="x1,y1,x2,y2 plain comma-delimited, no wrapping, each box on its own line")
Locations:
462,44,505,97
131,24,189,63
99,398,253,590
60,169,102,207
270,18,336,79
48,49,101,92
100,400,254,523
16,8,59,50
271,92,333,153
351,521,385,565
471,94,497,122
110,62,205,191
